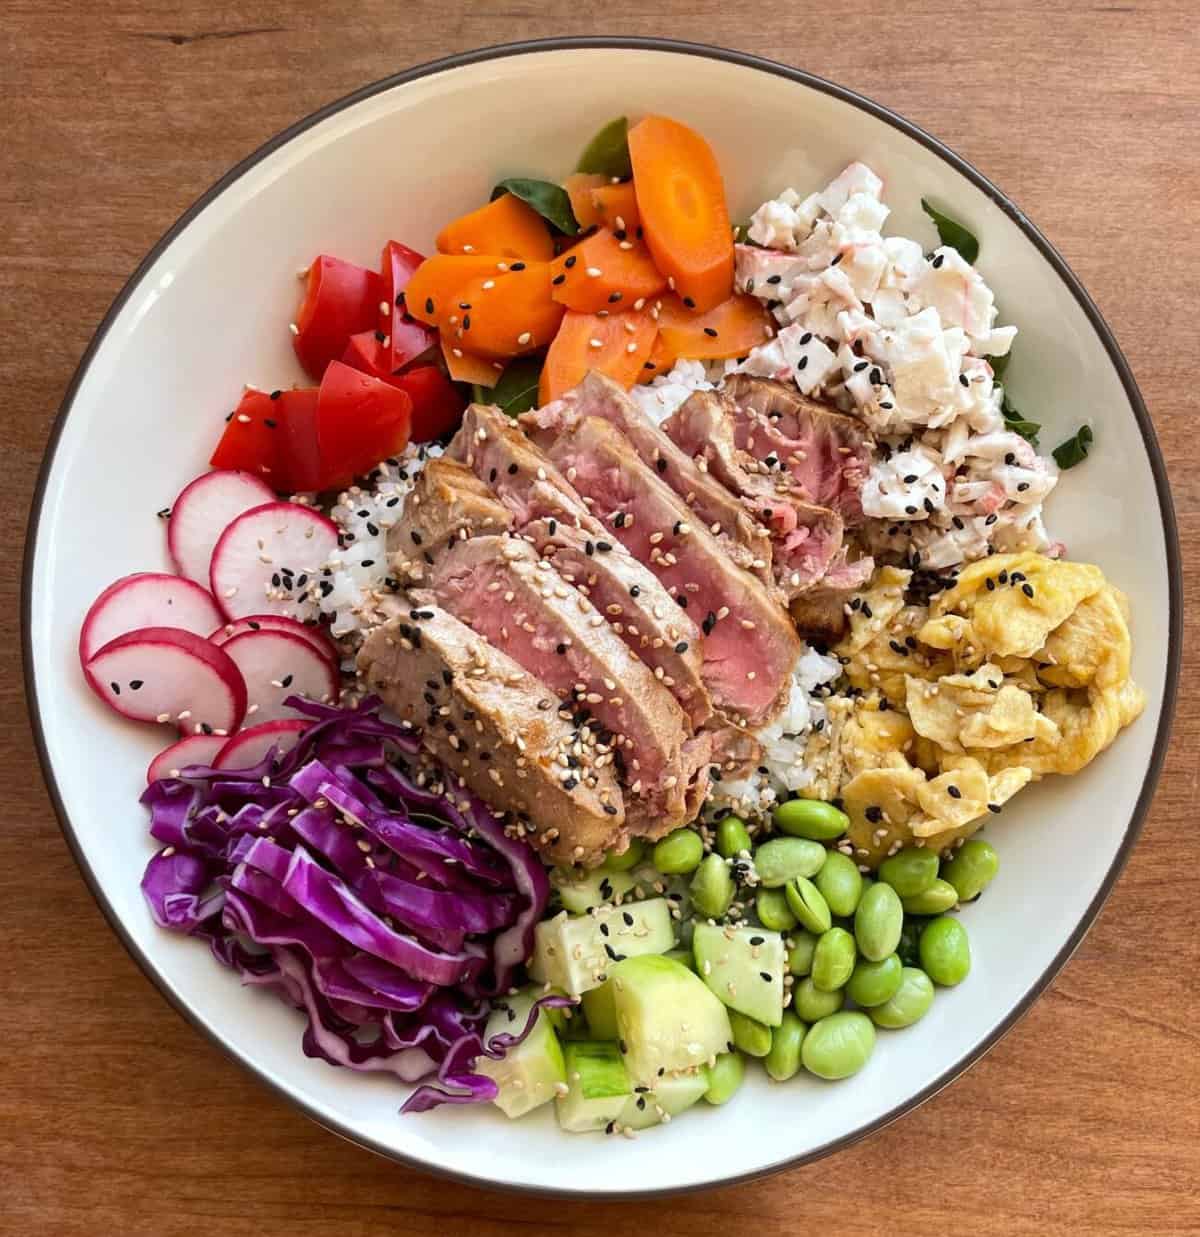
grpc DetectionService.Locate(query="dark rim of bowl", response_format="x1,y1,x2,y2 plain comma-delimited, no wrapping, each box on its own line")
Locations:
22,35,1182,1199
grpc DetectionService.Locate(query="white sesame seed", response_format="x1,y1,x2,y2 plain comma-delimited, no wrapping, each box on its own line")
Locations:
626,341,638,353
586,267,603,278
589,338,604,349
517,331,532,345
288,322,299,335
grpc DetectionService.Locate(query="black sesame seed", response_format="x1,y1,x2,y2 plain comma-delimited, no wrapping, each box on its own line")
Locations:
676,595,688,608
110,682,120,695
552,273,566,286
608,292,623,304
1023,583,1035,598
603,804,619,815
797,356,809,371
556,643,568,655
932,253,945,269
985,513,998,526
865,805,883,823
702,611,716,635
507,463,518,475
986,578,996,591
683,296,696,308
630,585,641,598
674,641,689,654
410,530,423,545
655,458,667,473
947,785,962,799
766,274,782,285
425,297,434,314
853,360,868,372
565,255,577,268
988,803,1002,814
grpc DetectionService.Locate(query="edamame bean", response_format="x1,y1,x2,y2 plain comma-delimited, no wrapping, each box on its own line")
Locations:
728,1010,773,1058
764,1011,806,1081
703,1051,745,1105
941,839,999,902
878,847,939,898
754,838,827,887
756,886,798,932
869,966,934,1028
787,930,818,976
785,876,832,934
846,954,903,1007
652,828,703,875
690,853,735,918
814,850,864,917
897,918,923,967
792,976,844,1022
773,798,849,842
715,814,753,859
854,881,903,961
603,838,645,872
919,916,971,985
902,879,959,915
801,1011,876,1080
811,927,857,992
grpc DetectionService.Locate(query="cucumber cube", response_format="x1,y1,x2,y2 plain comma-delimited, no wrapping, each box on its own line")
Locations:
475,990,566,1119
693,922,786,1028
555,1041,631,1133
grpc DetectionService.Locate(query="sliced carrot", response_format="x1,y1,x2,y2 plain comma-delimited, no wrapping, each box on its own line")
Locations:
406,254,512,326
549,229,666,314
655,292,775,360
591,181,641,233
442,263,563,360
628,115,734,313
564,173,607,231
637,333,678,383
440,334,501,388
436,194,555,261
539,309,658,403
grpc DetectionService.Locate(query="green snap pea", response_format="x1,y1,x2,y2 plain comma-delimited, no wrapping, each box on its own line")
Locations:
773,798,849,842
715,814,753,859
814,850,864,917
756,886,798,932
792,976,843,1022
854,881,904,961
603,838,645,872
690,853,735,918
652,828,703,875
785,876,832,934
878,847,940,898
846,954,903,1007
919,916,971,986
811,927,857,992
754,837,827,887
787,930,818,976
728,1010,773,1058
801,1011,876,1080
941,839,999,902
869,966,934,1028
902,879,959,915
764,1011,806,1081
897,918,923,967
703,1051,745,1105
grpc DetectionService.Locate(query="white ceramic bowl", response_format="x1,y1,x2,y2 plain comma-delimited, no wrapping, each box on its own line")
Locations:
25,39,1180,1195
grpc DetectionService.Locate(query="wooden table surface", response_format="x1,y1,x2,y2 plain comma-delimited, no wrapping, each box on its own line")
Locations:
5,4,1198,1233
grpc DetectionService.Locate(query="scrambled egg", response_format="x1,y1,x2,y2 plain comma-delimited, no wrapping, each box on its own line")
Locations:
819,551,1143,867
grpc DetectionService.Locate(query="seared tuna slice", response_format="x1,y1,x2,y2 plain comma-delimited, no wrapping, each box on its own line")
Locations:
545,416,801,726
722,375,872,524
387,458,512,580
430,535,712,834
356,594,625,866
524,518,712,729
785,550,875,641
521,372,773,584
664,389,845,599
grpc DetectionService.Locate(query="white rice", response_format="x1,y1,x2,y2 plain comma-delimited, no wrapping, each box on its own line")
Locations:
627,358,714,425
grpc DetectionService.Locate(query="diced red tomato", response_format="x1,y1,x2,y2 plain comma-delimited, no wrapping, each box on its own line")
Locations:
209,390,280,485
392,365,466,442
275,388,322,492
315,361,412,490
293,255,383,380
342,330,393,381
381,241,437,372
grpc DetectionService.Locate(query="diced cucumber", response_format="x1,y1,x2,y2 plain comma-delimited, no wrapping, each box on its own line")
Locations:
553,867,636,914
581,982,619,1040
619,1070,709,1130
475,990,566,1119
664,947,697,972
609,954,733,1086
556,1041,631,1132
693,922,786,1028
528,899,675,996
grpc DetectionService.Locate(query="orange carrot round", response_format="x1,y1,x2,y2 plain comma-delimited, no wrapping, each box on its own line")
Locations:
591,181,641,233
443,263,563,360
440,333,502,387
549,229,665,314
539,309,658,403
406,254,513,326
564,173,607,231
655,292,775,360
436,194,555,261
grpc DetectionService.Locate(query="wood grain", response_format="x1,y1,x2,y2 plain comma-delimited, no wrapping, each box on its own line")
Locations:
4,4,1198,1234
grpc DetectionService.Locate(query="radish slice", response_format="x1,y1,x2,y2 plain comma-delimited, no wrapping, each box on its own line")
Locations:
214,719,308,770
209,613,338,669
220,628,339,724
146,733,227,784
84,626,247,734
80,572,225,664
168,470,276,585
209,501,338,622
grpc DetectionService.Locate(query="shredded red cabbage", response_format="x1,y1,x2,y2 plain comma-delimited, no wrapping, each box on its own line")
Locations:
139,695,565,1112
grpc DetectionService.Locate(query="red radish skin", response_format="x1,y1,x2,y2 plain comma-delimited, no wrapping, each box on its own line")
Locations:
79,572,224,664
209,613,339,670
83,626,247,735
168,470,275,585
209,501,339,622
213,719,308,770
220,628,339,725
146,734,227,784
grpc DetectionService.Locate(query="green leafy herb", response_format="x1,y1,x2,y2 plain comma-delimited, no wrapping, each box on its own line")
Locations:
987,349,1011,381
576,117,632,179
1051,424,1094,470
1000,389,1040,446
492,178,578,236
474,356,543,417
921,198,980,265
